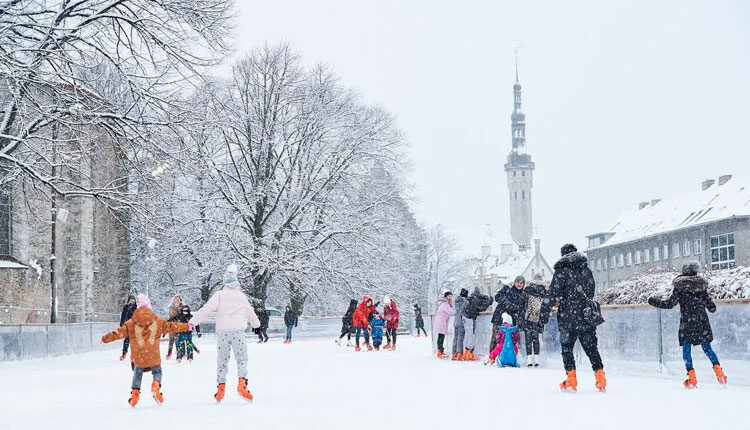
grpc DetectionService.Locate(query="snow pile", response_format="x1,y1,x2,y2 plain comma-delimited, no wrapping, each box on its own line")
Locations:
600,266,750,305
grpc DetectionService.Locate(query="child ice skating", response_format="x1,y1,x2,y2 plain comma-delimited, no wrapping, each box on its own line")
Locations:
352,295,377,351
101,294,191,407
488,313,520,367
413,304,428,337
383,297,399,350
172,305,200,362
370,313,386,350
189,264,261,402
648,262,728,388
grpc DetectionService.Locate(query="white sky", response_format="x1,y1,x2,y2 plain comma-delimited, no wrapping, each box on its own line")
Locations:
233,0,750,260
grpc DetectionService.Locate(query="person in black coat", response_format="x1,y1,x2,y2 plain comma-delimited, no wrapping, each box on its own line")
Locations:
461,287,493,360
255,306,269,343
284,305,298,343
336,299,358,345
119,295,136,360
648,262,727,387
171,304,201,361
413,304,427,337
548,244,606,392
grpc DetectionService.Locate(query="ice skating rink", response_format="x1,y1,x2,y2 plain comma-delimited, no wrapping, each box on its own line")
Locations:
0,336,745,430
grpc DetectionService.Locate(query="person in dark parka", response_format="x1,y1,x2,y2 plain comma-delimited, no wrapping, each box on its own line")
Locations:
461,287,493,361
648,262,727,387
548,243,606,392
283,305,298,343
255,307,269,343
336,299,358,346
413,304,427,337
119,295,137,360
451,288,469,359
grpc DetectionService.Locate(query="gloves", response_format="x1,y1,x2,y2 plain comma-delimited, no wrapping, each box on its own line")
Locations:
100,336,106,344
187,323,195,331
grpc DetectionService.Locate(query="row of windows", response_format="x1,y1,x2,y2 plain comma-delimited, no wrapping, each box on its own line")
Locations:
513,190,529,200
594,238,704,271
511,170,528,177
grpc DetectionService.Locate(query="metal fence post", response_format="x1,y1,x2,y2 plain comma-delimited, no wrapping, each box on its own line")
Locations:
657,308,664,372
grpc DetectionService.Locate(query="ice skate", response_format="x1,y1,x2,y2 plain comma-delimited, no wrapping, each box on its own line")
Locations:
713,365,727,385
683,369,697,389
436,350,449,359
237,378,254,402
151,381,163,405
128,389,140,408
383,342,391,350
365,343,373,351
214,383,226,402
463,348,479,361
374,346,380,351
594,369,607,392
390,345,396,351
560,370,577,392
355,345,362,351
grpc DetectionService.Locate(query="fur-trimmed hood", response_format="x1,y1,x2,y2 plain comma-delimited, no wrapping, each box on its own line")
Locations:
554,252,589,270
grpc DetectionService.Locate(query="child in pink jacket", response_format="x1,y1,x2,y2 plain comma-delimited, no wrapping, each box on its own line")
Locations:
190,264,260,403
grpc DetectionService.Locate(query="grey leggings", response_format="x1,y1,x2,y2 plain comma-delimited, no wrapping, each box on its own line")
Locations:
217,331,248,384
132,365,162,390
452,323,465,354
462,316,476,350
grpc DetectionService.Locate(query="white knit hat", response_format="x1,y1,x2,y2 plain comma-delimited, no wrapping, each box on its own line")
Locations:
502,313,513,325
223,264,240,289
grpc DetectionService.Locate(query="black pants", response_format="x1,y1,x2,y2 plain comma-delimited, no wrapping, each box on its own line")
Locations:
339,324,353,340
416,324,427,336
560,328,603,372
257,328,268,342
437,333,445,352
388,328,397,346
122,338,130,355
524,325,541,355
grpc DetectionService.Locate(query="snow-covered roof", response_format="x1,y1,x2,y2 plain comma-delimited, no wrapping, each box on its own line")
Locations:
0,256,28,269
487,248,536,280
590,175,750,249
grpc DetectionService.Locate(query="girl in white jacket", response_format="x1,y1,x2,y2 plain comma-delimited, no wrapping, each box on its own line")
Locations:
190,264,260,402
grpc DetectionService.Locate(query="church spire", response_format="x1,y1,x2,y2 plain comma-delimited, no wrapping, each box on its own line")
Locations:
511,50,526,153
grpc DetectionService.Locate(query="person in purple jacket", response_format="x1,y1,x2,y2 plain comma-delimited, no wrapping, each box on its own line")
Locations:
433,290,455,359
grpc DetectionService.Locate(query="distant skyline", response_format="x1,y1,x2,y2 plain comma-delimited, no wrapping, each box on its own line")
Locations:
234,0,750,260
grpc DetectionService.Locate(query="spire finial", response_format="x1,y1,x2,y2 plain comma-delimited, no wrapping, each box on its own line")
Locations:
514,46,520,83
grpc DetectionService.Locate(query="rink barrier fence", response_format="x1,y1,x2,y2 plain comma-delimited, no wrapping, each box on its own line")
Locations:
0,322,119,361
422,299,750,385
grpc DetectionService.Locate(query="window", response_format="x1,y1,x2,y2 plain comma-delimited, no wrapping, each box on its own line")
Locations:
513,171,517,177
694,239,703,255
514,191,517,200
522,171,526,177
653,246,660,261
644,248,650,263
522,191,526,199
635,250,642,264
672,243,681,258
710,233,735,270
611,255,617,268
626,252,633,266
663,244,669,260
603,258,608,270
596,258,602,271
618,254,624,267
683,240,690,256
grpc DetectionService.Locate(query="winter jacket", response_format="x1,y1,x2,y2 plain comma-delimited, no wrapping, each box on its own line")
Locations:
433,297,455,335
370,317,386,339
102,307,189,368
257,310,270,330
352,295,377,329
120,303,136,327
493,285,526,326
189,286,260,333
489,323,520,367
342,299,357,326
648,266,716,346
547,252,597,332
384,301,400,330
171,309,201,334
523,282,550,327
414,305,425,327
453,295,468,327
284,308,298,327
462,287,493,320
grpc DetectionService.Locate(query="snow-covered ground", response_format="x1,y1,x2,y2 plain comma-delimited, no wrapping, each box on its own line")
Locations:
1,336,745,430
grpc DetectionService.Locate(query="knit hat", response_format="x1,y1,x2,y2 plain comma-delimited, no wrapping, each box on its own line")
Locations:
136,294,152,309
514,275,525,286
223,264,240,289
383,295,391,306
443,290,453,298
561,243,578,256
502,312,512,325
682,262,700,276
459,288,469,298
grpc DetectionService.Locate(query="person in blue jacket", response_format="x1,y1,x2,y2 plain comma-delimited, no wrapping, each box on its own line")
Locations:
488,313,520,367
370,313,387,350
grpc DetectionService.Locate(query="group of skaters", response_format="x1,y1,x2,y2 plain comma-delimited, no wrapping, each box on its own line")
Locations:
335,295,401,351
104,264,262,407
433,243,729,392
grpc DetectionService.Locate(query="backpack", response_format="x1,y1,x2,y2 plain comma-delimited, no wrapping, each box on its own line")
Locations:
475,294,493,313
571,268,605,328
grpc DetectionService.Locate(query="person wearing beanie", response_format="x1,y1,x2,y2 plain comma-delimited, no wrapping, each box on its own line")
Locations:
171,305,201,362
488,313,520,367
101,293,191,407
164,294,183,360
190,264,261,403
383,296,400,351
451,288,469,360
433,291,455,359
336,299,358,346
461,287,493,361
521,274,550,367
118,295,137,361
369,312,387,350
648,262,727,388
255,305,269,343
